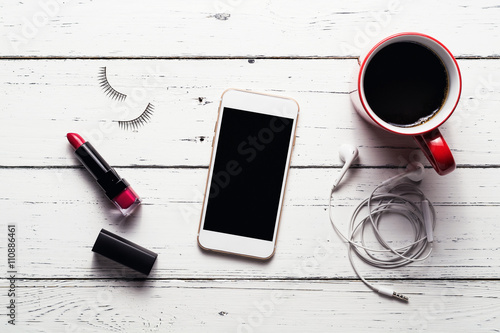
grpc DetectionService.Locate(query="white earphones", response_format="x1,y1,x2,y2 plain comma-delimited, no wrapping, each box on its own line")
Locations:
332,144,359,190
329,144,434,302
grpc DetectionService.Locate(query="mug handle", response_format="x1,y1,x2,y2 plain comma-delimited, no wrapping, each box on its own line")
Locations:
413,129,455,176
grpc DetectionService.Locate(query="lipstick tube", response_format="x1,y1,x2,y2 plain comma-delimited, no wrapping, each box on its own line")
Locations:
67,133,141,216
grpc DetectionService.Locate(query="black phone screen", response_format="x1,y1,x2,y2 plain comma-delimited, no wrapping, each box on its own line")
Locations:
203,107,294,241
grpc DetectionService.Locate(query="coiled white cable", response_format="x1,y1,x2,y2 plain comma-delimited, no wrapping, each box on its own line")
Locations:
329,178,436,302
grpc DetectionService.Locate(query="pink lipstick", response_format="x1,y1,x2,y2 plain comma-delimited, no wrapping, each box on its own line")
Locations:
67,133,141,216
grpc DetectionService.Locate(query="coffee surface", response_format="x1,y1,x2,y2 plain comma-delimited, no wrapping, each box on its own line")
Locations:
363,41,448,127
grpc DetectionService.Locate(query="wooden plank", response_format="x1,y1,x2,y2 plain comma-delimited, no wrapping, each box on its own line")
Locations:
1,168,498,279
1,279,498,332
0,59,499,167
2,1,500,58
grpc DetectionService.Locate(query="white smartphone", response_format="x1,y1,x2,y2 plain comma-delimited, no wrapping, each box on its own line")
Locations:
197,89,299,260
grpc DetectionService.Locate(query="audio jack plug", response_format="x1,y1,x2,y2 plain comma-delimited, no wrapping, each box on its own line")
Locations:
377,287,409,302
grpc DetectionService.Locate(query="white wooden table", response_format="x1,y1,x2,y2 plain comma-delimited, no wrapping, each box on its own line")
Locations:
1,1,499,332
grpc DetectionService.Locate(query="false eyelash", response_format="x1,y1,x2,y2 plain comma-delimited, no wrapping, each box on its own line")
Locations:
98,67,127,101
117,103,155,130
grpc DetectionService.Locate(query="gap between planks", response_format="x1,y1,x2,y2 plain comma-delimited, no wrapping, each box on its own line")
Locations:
1,165,499,169
1,56,500,60
1,277,500,282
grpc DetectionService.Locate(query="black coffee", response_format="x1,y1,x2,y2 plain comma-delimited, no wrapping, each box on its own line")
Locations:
363,41,448,127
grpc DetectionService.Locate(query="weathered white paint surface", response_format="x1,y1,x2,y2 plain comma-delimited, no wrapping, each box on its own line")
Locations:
1,1,500,57
0,1,499,332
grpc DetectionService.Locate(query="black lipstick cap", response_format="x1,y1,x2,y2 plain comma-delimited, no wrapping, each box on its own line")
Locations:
92,229,158,275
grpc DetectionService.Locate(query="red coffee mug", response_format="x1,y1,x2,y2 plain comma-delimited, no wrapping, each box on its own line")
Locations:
351,32,462,175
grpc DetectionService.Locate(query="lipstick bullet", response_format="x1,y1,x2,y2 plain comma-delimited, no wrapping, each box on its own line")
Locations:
67,133,141,216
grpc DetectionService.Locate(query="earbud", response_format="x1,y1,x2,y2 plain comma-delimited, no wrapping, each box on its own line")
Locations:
405,162,425,182
380,162,425,187
332,144,359,190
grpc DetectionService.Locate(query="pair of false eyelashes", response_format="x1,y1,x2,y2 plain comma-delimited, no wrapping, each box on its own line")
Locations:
98,67,154,130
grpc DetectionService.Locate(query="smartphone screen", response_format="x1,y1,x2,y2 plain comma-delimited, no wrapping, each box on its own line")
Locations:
203,107,294,241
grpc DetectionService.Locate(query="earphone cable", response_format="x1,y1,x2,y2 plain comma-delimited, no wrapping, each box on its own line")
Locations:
329,180,436,301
